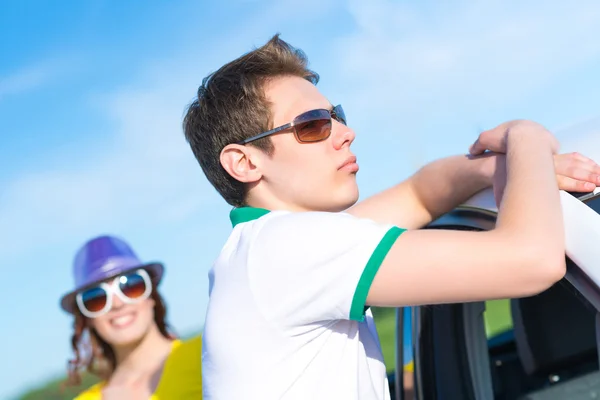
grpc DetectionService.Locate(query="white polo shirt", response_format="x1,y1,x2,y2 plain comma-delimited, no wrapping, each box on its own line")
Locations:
202,207,406,400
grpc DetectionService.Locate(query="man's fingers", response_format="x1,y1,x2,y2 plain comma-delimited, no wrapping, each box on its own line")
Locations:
578,163,600,185
469,130,497,155
556,157,600,185
557,175,597,192
592,164,600,179
571,151,597,164
577,157,600,177
553,151,600,191
468,137,486,155
556,152,600,169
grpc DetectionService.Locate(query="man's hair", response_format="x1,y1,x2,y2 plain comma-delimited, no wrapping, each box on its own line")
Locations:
182,34,319,207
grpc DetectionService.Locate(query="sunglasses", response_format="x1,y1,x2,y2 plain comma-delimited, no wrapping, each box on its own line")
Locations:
237,104,346,145
76,269,152,318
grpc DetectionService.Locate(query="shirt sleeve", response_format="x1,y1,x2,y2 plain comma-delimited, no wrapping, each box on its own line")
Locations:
247,211,406,327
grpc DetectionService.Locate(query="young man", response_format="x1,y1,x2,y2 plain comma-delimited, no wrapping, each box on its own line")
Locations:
183,35,600,399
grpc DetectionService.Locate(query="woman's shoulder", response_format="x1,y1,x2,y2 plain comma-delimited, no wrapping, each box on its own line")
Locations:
154,335,203,397
73,381,105,400
168,334,202,369
175,334,202,351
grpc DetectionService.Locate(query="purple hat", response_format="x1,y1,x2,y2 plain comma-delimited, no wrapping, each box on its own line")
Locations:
60,235,164,314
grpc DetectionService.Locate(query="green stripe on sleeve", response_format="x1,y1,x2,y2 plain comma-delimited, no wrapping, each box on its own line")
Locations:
349,226,406,321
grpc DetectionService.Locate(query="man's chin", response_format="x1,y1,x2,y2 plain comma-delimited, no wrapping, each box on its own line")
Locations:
331,191,360,213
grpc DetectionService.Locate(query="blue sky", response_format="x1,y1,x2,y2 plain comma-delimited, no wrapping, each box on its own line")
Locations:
2,0,600,398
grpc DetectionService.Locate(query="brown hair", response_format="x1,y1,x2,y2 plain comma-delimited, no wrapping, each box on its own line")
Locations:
182,33,319,207
64,286,174,386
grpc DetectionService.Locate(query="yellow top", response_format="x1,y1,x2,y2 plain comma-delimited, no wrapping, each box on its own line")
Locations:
74,335,203,399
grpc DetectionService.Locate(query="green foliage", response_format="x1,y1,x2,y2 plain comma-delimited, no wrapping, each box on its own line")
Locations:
17,373,100,400
15,330,203,399
16,304,512,398
15,318,399,399
483,298,512,337
372,306,399,373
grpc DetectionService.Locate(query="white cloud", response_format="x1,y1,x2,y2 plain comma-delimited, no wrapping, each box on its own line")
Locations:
0,57,230,400
0,0,346,264
6,0,596,260
558,115,600,159
2,2,600,398
0,0,351,261
0,65,50,99
0,58,75,101
0,0,342,261
0,64,221,259
333,0,600,113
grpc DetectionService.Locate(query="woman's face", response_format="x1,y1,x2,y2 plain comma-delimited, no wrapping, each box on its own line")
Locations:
76,269,157,347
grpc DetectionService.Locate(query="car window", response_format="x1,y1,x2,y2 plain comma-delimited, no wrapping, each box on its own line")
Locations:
409,189,600,400
484,277,599,400
482,192,600,399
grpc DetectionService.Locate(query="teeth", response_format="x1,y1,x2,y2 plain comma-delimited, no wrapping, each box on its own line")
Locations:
111,314,134,327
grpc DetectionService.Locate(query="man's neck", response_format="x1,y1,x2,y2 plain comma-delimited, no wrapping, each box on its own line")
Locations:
244,197,303,212
244,185,356,213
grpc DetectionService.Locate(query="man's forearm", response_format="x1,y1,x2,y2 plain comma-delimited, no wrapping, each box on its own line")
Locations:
408,153,493,224
348,154,492,229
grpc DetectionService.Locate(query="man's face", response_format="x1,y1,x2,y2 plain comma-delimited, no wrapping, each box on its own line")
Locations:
258,76,359,212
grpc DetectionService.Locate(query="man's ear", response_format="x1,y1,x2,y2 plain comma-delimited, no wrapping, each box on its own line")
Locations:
220,144,263,183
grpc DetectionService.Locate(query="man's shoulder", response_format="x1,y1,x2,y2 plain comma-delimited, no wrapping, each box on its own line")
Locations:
219,209,396,267
257,210,390,238
229,209,357,240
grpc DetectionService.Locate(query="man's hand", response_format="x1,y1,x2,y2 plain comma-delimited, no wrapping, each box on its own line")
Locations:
482,151,600,193
469,119,560,155
349,119,599,231
470,119,599,192
553,152,600,192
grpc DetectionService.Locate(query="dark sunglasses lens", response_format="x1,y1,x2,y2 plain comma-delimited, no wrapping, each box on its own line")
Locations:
295,110,332,142
333,105,346,125
119,272,148,299
81,287,108,313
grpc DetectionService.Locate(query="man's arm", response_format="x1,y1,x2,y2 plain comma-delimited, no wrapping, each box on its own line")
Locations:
348,152,600,230
348,154,492,229
365,121,566,306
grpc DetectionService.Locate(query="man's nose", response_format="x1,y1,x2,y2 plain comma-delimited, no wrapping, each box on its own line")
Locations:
332,121,356,150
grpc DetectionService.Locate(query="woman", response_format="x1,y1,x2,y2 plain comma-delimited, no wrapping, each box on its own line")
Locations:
59,235,203,399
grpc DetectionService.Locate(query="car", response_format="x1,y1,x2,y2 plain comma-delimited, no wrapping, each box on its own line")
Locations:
390,187,600,400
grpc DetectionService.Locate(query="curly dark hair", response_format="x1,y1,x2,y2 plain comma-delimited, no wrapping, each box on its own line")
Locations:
64,285,174,386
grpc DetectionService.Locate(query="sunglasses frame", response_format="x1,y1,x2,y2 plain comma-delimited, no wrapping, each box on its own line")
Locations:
75,268,152,319
236,104,346,145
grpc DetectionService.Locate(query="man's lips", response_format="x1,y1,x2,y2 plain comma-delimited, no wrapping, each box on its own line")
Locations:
339,155,359,172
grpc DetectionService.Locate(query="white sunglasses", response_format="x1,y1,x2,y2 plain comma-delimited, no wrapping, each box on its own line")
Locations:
75,268,152,318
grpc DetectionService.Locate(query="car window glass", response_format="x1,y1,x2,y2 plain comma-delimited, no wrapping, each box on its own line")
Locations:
484,280,599,400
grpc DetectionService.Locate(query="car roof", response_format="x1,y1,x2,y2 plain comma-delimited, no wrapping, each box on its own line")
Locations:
460,187,600,214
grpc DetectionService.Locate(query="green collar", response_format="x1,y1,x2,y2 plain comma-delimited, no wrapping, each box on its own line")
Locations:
230,207,271,227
